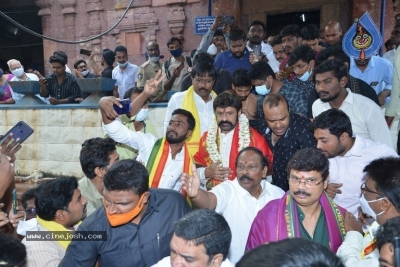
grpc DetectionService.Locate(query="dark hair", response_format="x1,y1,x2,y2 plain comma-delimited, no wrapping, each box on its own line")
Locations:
21,188,37,210
53,51,68,62
102,48,115,66
104,159,149,195
73,59,86,69
213,92,242,111
35,177,78,221
174,209,231,262
235,147,269,168
80,138,117,180
190,61,217,80
314,59,348,85
190,49,197,58
249,20,266,32
114,45,127,54
49,55,67,66
280,24,299,38
287,148,329,181
123,87,144,99
237,238,344,267
167,37,182,47
171,108,196,131
376,216,400,251
232,68,252,87
248,61,276,80
193,52,213,66
263,93,289,111
0,235,26,267
316,45,350,65
229,29,246,42
270,36,282,47
300,24,320,41
363,157,400,209
213,28,224,38
384,39,392,50
310,109,353,139
288,45,314,66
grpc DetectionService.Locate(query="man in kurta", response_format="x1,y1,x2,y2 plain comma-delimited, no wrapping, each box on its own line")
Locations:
194,93,273,189
246,148,346,253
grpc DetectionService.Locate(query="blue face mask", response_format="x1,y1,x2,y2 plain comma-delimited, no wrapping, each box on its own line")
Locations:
298,64,312,82
170,47,183,58
135,108,149,122
255,81,272,96
118,61,128,68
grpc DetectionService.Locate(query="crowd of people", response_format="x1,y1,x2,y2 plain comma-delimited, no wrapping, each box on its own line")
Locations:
1,13,400,267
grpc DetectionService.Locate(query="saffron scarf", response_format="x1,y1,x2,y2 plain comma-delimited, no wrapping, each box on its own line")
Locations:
37,217,79,249
146,138,193,204
279,192,346,252
181,85,216,155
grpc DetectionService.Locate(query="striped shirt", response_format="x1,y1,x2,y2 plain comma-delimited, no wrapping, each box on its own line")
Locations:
41,72,82,103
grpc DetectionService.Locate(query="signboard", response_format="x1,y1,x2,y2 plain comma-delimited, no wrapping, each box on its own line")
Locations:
194,16,216,35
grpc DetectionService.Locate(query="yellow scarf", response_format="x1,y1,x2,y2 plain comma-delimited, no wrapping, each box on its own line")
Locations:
37,217,79,249
181,85,216,155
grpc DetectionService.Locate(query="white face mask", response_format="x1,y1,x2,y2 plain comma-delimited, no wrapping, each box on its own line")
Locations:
11,67,25,78
135,108,149,122
81,70,89,77
359,194,385,221
16,217,39,236
207,44,218,56
149,56,159,63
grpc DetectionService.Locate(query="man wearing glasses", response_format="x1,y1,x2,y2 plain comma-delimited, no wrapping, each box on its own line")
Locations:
337,157,400,267
246,148,347,253
181,147,284,264
311,109,397,216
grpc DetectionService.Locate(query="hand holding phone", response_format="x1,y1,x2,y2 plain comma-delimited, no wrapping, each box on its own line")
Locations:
12,189,17,215
113,99,131,115
0,121,34,146
80,49,92,56
223,16,234,25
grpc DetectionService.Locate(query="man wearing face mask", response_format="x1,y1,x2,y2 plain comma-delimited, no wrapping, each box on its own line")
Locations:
112,45,139,98
16,187,39,236
110,87,158,160
337,157,400,267
137,42,166,102
7,59,48,103
288,45,317,99
59,160,191,267
311,109,397,217
162,37,192,93
73,59,98,79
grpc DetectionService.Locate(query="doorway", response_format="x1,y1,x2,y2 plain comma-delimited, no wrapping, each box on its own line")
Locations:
266,10,320,36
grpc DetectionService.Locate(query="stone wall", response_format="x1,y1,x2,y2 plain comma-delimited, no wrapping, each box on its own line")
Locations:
0,105,167,177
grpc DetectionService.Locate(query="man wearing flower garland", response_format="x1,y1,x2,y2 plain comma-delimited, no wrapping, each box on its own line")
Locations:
246,148,347,253
99,71,196,195
194,92,273,189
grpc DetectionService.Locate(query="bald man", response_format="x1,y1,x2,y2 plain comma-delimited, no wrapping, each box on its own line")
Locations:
324,21,342,46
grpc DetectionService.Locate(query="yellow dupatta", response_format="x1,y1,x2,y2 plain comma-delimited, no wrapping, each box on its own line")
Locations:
37,217,80,249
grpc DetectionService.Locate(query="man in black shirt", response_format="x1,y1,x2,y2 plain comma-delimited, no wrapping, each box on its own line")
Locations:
39,54,82,104
59,159,191,267
262,94,316,191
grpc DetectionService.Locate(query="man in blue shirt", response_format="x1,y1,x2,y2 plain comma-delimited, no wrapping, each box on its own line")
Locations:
214,29,251,76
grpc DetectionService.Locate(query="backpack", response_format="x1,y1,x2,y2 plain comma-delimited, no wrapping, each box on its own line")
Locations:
164,56,193,80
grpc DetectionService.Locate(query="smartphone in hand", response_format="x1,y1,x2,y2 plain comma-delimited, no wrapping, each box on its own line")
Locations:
80,49,92,56
113,99,131,115
223,16,234,25
12,189,17,214
0,121,34,145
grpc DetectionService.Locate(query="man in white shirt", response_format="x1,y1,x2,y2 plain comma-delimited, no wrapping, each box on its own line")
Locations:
112,45,139,98
311,109,398,216
152,209,234,267
164,61,216,155
246,20,280,72
181,147,284,264
313,59,393,148
100,71,196,191
337,157,400,267
7,59,47,103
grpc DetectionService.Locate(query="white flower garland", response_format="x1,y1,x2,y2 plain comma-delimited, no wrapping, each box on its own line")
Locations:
206,114,251,163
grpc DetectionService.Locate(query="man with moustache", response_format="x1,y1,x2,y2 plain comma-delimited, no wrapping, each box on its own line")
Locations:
194,15,229,57
214,29,251,76
246,148,346,253
112,45,139,98
100,71,196,192
270,36,288,64
324,21,343,47
276,24,300,81
312,59,393,147
22,177,87,267
194,93,273,189
137,41,165,102
310,109,397,216
164,62,217,155
182,147,284,264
